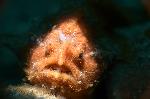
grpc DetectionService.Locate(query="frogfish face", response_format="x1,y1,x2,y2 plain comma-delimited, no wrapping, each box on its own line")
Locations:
26,17,102,94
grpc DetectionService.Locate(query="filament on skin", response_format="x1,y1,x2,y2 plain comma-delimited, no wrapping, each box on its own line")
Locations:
25,16,102,96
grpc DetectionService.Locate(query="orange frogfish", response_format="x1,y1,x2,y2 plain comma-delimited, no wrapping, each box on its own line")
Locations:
25,16,103,97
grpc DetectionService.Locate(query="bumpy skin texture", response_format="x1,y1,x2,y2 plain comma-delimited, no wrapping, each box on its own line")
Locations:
25,17,102,95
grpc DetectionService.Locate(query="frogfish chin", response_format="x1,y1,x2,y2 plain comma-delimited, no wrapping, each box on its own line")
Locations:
25,16,103,97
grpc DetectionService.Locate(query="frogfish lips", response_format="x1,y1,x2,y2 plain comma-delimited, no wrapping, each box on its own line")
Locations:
44,64,72,75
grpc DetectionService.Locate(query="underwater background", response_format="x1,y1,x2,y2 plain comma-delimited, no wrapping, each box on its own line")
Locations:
0,0,150,99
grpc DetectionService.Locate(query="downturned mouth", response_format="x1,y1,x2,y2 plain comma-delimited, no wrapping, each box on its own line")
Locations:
44,64,72,75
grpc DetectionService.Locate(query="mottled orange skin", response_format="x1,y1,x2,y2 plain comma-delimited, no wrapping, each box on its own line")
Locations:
26,17,102,95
